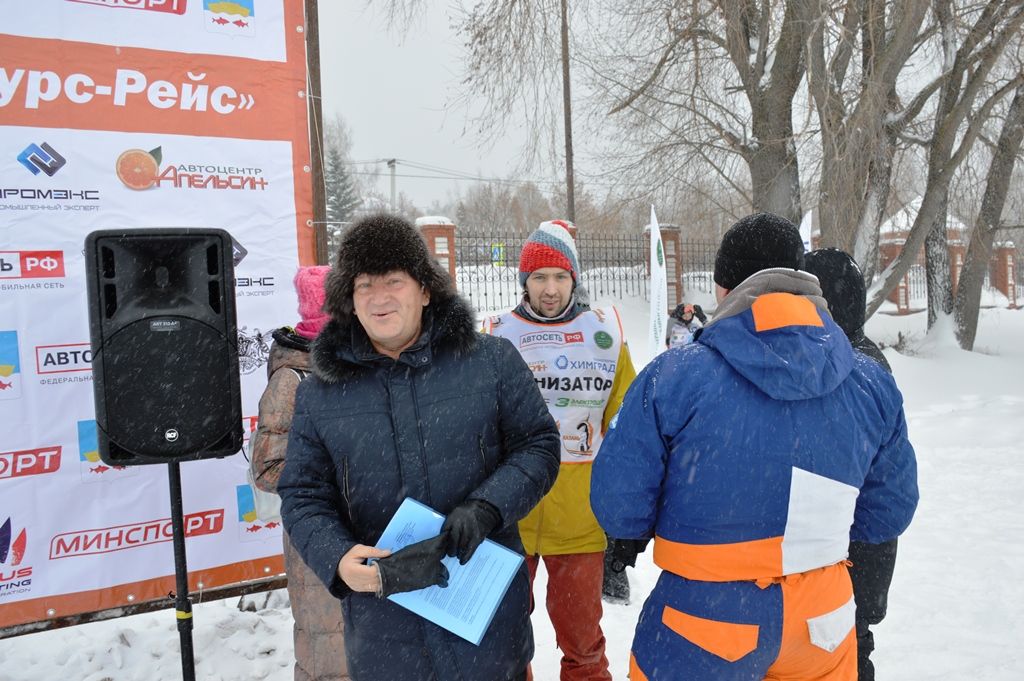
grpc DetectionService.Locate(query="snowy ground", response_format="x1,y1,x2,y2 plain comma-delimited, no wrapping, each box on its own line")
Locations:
2,298,1022,681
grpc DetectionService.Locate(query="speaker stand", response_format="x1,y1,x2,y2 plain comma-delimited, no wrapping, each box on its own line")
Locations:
168,461,197,681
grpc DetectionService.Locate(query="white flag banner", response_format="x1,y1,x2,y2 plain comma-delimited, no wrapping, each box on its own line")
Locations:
799,210,814,252
648,206,669,358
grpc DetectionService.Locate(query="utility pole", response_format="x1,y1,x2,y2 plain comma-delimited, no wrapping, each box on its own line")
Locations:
387,158,397,211
559,0,575,223
304,0,328,264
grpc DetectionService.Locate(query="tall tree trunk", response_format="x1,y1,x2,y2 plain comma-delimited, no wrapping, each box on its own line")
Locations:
924,196,954,328
747,130,801,223
720,0,807,224
955,83,1024,349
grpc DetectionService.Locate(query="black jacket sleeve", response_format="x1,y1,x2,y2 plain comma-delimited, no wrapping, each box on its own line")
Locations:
468,336,560,529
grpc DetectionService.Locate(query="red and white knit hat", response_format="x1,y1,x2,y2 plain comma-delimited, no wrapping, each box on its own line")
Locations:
518,220,579,288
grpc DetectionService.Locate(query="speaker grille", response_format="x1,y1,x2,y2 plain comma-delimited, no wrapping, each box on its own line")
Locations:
101,317,235,460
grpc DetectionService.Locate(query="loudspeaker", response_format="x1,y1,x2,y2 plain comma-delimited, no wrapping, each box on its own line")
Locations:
84,228,243,465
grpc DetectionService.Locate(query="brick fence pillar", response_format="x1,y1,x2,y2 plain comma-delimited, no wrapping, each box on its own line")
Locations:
416,218,457,289
878,241,911,314
662,225,682,310
993,245,1018,309
643,224,682,312
949,242,966,296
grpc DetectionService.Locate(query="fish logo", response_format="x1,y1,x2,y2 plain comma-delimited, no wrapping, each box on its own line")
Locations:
0,331,22,401
204,0,255,36
77,419,130,480
236,484,281,541
78,420,100,464
0,518,27,567
236,484,258,524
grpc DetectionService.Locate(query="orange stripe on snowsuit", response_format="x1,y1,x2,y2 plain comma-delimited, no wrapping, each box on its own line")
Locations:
751,293,825,332
661,606,760,662
767,562,857,680
628,653,649,681
654,535,784,582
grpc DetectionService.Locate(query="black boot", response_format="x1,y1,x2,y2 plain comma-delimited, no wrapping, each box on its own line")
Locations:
602,546,630,605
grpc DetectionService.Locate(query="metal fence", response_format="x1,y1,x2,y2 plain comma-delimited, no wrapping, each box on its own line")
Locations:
333,222,1018,311
453,229,721,313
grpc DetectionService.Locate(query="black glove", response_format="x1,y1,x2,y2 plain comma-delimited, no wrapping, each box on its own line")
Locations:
376,534,449,597
608,538,650,573
441,499,502,565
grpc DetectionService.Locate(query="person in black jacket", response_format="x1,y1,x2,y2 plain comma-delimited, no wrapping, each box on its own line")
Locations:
278,213,561,681
804,247,898,681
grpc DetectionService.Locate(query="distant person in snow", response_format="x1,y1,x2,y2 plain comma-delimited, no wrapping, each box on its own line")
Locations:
591,213,918,680
805,247,898,681
250,266,351,681
665,302,707,349
277,214,560,681
482,220,637,681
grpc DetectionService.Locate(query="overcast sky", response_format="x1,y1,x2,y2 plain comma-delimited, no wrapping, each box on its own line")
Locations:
316,3,532,211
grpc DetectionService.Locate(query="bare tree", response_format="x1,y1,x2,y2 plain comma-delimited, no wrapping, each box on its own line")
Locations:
587,1,809,223
954,82,1024,349
867,1,1024,325
457,0,585,216
802,0,933,277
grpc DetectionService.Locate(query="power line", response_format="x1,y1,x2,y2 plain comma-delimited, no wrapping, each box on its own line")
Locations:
345,157,564,189
342,156,622,196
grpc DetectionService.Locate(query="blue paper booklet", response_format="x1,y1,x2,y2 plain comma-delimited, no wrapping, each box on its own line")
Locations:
374,497,524,645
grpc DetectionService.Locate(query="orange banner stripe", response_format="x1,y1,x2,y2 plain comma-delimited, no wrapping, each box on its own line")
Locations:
0,555,285,630
0,35,302,141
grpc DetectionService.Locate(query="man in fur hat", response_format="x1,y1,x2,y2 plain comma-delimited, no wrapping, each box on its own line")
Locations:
278,213,560,681
591,213,918,680
483,219,637,681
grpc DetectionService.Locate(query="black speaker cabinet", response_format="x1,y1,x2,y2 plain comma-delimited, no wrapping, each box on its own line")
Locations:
84,228,243,465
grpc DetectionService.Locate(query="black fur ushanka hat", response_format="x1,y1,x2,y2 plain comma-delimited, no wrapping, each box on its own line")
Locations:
323,213,455,325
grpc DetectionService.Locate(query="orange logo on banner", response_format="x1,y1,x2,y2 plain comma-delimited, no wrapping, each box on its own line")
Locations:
115,148,161,190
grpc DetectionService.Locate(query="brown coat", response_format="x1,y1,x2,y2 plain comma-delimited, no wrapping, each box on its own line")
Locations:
250,327,349,681
251,330,311,493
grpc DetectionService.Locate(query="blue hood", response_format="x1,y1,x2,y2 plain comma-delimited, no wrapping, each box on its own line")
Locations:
699,269,853,401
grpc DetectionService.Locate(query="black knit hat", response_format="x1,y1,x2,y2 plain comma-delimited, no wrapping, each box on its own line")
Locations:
713,212,805,290
323,213,454,324
803,248,865,336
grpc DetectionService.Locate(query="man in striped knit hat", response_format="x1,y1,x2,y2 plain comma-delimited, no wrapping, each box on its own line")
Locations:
483,220,636,681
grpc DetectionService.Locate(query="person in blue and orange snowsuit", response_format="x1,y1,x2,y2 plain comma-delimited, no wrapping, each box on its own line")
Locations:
591,213,919,680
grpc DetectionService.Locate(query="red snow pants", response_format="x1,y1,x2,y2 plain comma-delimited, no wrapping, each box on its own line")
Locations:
526,552,612,681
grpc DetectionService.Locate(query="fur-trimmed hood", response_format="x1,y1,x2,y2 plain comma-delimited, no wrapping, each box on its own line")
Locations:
311,293,478,383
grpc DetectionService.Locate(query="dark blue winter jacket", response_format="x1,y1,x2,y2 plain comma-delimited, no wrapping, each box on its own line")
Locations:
278,294,560,681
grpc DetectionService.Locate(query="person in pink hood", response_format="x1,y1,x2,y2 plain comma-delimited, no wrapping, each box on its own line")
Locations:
251,265,349,681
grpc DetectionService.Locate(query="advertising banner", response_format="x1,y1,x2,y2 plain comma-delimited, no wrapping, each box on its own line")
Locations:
0,0,314,630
